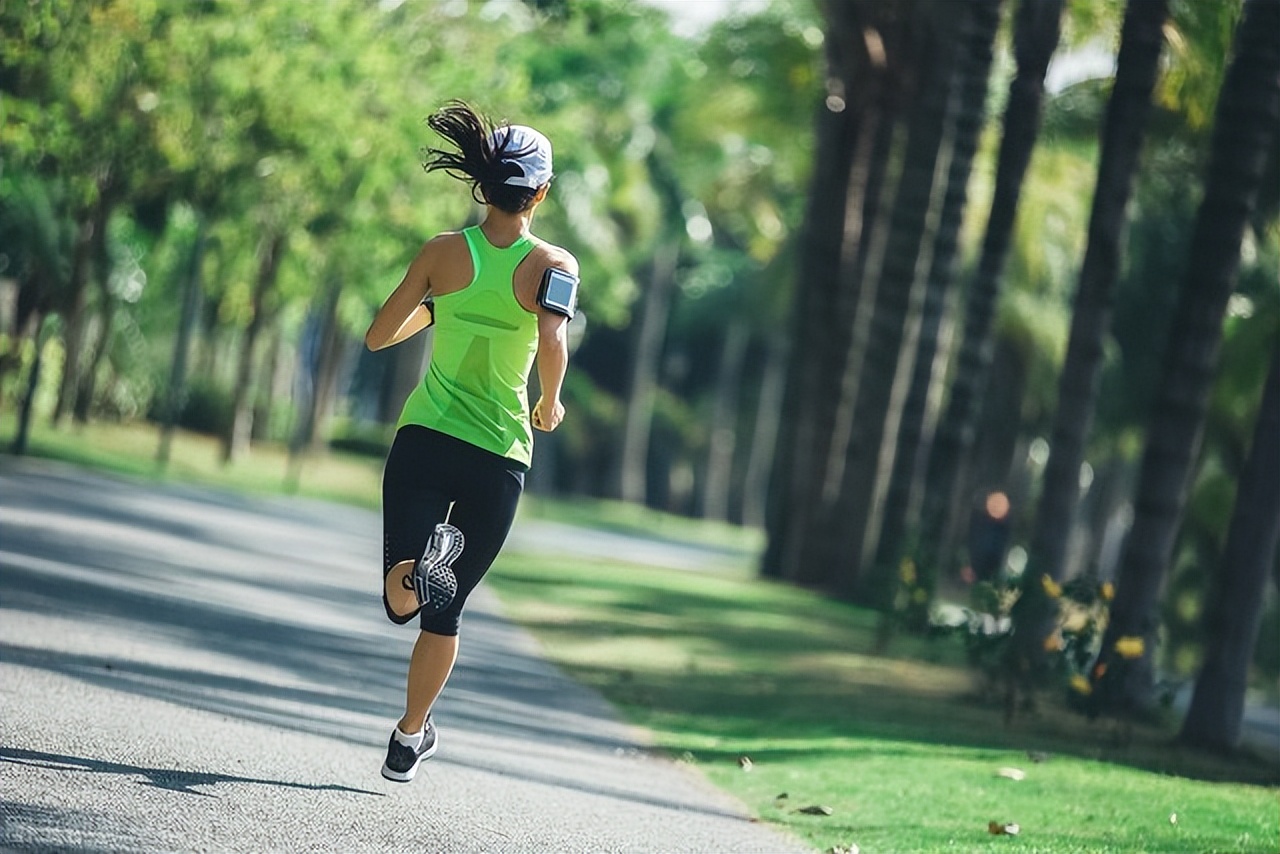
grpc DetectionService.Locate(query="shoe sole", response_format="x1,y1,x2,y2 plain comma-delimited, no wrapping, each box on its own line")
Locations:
413,524,464,615
380,739,439,783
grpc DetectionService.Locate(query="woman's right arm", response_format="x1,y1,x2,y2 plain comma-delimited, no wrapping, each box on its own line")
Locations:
364,241,436,351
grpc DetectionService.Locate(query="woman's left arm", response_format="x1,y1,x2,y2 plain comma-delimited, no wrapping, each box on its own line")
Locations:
365,242,435,351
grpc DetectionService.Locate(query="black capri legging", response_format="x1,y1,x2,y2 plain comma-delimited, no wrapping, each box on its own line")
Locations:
382,425,525,636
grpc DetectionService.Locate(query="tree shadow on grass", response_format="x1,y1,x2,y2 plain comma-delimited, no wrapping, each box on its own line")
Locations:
492,595,1280,788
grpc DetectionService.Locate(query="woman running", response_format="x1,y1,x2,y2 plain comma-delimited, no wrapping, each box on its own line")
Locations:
364,101,577,783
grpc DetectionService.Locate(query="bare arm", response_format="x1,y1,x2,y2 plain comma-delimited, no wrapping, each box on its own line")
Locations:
532,309,569,432
365,243,434,351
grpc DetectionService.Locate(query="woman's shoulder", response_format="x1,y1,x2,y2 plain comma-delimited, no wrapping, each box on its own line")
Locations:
422,230,470,252
527,237,579,275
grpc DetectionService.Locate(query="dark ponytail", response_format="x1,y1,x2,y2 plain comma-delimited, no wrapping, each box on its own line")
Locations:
422,101,540,214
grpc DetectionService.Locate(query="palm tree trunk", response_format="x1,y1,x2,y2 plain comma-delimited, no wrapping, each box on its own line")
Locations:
1097,0,1280,712
921,0,1065,579
764,1,906,582
1013,0,1169,665
762,85,859,579
818,0,969,602
867,0,1002,615
1180,344,1280,751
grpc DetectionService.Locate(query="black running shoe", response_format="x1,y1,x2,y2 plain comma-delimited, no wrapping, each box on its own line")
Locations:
410,523,463,616
380,714,438,783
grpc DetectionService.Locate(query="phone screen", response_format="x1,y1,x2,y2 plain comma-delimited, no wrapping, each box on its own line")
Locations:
541,268,578,317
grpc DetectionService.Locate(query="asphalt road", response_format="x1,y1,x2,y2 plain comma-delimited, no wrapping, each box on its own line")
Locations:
0,458,806,854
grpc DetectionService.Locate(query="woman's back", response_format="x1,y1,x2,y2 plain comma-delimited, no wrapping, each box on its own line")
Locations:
399,226,540,465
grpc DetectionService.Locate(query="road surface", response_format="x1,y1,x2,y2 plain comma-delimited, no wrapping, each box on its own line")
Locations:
0,458,805,854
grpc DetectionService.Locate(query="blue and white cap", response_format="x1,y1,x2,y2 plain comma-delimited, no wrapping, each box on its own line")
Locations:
493,125,553,188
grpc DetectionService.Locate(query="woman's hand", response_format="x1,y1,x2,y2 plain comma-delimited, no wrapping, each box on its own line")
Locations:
531,396,564,432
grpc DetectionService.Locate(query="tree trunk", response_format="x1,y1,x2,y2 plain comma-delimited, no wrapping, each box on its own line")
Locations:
157,216,207,469
12,314,48,456
288,278,345,491
51,218,95,426
223,232,285,464
1013,0,1169,665
743,334,787,529
1096,0,1280,712
768,106,890,584
763,2,904,582
72,210,114,424
617,242,677,506
73,298,114,423
1180,344,1280,751
815,0,968,602
921,0,1065,580
701,316,749,521
251,322,282,442
867,0,1002,615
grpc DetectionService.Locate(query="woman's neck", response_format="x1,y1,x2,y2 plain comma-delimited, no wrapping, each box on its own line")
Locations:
480,208,534,248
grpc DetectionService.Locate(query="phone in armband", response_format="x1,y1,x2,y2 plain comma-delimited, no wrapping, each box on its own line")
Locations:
537,267,579,320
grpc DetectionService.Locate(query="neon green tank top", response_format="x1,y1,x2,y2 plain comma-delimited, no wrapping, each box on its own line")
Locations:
397,226,539,466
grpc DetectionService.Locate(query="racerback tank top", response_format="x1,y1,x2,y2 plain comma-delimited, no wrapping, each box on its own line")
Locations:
397,226,539,466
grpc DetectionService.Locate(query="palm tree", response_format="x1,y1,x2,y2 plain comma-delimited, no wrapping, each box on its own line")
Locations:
1012,0,1170,665
866,0,1003,618
1096,0,1280,712
764,0,901,582
918,0,1066,582
1180,343,1280,751
814,0,971,601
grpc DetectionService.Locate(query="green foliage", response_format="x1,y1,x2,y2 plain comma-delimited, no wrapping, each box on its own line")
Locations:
946,572,1121,715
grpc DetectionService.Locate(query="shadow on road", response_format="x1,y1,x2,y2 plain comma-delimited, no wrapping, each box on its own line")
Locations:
1,461,672,798
0,747,384,797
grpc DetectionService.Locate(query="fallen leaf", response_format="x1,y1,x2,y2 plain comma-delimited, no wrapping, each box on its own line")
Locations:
796,805,834,816
996,767,1026,781
738,756,753,771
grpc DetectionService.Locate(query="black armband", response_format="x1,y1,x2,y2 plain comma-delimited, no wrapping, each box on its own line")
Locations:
537,267,579,320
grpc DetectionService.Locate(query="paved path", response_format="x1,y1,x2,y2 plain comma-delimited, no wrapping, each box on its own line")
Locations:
0,458,806,854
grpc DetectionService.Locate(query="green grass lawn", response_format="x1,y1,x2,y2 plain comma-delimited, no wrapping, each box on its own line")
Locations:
5,417,1278,853
486,553,1280,854
1,415,386,509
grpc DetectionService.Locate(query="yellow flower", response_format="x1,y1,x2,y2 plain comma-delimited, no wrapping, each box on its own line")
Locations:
900,559,917,586
1114,636,1145,659
1043,632,1064,652
1100,582,1115,602
1041,575,1062,599
1070,674,1092,695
